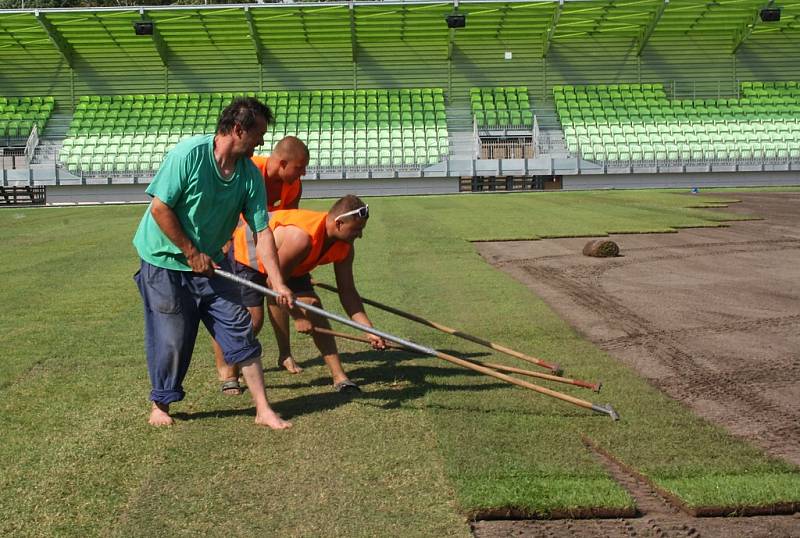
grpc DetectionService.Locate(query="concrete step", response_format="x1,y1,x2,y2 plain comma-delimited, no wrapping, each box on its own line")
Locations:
449,131,476,159
41,113,71,139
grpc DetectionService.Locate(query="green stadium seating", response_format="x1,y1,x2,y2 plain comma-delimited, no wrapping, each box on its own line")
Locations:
60,88,450,176
555,82,800,165
0,96,55,144
471,87,532,128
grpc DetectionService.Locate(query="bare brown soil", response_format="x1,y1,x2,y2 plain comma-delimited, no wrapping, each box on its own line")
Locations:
472,192,800,538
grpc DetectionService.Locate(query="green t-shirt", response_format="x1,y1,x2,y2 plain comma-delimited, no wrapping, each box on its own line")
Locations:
133,134,267,271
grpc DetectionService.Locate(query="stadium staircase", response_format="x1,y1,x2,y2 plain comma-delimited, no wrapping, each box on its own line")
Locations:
444,96,476,160
31,112,70,165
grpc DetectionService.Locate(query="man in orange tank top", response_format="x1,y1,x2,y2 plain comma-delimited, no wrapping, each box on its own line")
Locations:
213,136,309,395
265,194,386,392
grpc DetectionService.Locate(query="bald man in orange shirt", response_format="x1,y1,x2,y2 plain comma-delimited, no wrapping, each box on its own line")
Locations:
214,136,309,395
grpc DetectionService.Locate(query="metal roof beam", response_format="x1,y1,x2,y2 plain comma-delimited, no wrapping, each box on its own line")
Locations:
732,0,775,53
588,0,616,35
349,1,357,63
34,9,74,68
244,6,264,65
542,0,564,57
636,0,668,56
493,4,512,38
139,8,169,68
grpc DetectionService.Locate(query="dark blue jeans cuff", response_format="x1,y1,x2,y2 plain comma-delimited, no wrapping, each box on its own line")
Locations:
150,389,185,405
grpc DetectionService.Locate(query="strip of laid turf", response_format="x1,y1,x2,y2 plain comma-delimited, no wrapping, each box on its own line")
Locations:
1,190,798,536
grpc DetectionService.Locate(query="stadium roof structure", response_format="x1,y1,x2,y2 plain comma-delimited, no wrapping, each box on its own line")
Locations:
0,0,799,67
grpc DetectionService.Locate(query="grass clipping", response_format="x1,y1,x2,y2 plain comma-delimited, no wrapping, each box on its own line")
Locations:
583,239,620,257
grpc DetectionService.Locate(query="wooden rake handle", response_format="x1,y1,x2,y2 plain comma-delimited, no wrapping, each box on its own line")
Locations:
312,280,563,375
311,328,613,419
312,328,600,392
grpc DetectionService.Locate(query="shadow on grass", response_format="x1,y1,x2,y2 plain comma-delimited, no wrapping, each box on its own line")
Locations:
273,348,516,420
175,347,533,422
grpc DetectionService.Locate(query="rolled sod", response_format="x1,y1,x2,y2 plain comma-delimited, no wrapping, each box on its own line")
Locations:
583,239,620,257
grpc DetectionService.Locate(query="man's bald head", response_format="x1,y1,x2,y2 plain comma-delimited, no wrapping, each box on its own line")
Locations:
272,136,310,163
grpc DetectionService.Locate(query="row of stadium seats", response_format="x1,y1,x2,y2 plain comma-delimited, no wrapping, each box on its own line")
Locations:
60,128,449,159
557,83,800,163
61,89,450,175
581,142,800,163
554,83,667,101
78,88,443,103
741,80,800,98
65,145,448,173
64,145,442,175
567,119,800,137
0,96,55,107
470,87,533,127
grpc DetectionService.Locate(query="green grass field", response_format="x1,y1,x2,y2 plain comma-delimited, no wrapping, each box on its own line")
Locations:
1,190,798,536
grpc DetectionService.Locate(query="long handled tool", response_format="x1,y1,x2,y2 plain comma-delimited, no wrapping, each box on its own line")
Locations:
312,327,601,392
312,280,563,375
216,270,618,420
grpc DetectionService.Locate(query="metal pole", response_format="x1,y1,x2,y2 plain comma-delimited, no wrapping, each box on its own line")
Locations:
216,269,438,356
215,270,618,420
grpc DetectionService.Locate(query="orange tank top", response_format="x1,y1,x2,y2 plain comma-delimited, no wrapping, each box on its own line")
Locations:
232,156,302,272
251,155,301,211
269,209,352,277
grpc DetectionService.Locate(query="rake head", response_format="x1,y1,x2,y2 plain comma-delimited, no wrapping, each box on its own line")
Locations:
591,403,620,421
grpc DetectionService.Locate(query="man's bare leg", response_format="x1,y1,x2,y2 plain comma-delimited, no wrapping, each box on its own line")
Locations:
300,305,350,386
311,326,350,385
149,402,174,426
268,301,303,373
239,357,292,429
213,338,242,395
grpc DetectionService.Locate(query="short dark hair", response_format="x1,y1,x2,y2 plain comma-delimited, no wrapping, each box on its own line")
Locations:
329,194,367,221
216,97,274,135
273,135,310,162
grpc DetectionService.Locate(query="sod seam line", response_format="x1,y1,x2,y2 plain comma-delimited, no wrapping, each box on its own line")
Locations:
580,435,800,517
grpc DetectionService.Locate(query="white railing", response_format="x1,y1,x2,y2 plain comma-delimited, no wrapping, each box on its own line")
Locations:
24,124,39,165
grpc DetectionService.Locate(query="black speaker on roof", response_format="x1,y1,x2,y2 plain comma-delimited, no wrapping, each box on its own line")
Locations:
133,21,154,36
445,13,466,29
760,8,781,22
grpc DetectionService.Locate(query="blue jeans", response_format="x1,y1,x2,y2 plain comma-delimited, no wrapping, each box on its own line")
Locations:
134,259,262,405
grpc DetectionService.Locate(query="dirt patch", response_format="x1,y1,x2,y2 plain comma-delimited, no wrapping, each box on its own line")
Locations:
472,192,800,538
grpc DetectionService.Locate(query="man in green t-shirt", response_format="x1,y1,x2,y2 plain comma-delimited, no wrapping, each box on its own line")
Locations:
133,97,294,429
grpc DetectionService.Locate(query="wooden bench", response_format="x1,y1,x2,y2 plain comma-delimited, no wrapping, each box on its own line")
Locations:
1,185,46,205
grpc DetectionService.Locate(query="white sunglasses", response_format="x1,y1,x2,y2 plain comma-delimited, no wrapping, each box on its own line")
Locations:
334,204,369,222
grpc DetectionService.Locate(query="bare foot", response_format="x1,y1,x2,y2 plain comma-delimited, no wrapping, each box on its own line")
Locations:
278,355,303,374
255,409,293,430
149,402,174,426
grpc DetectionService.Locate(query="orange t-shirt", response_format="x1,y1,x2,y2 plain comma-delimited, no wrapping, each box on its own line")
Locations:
231,156,302,271
269,209,351,277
